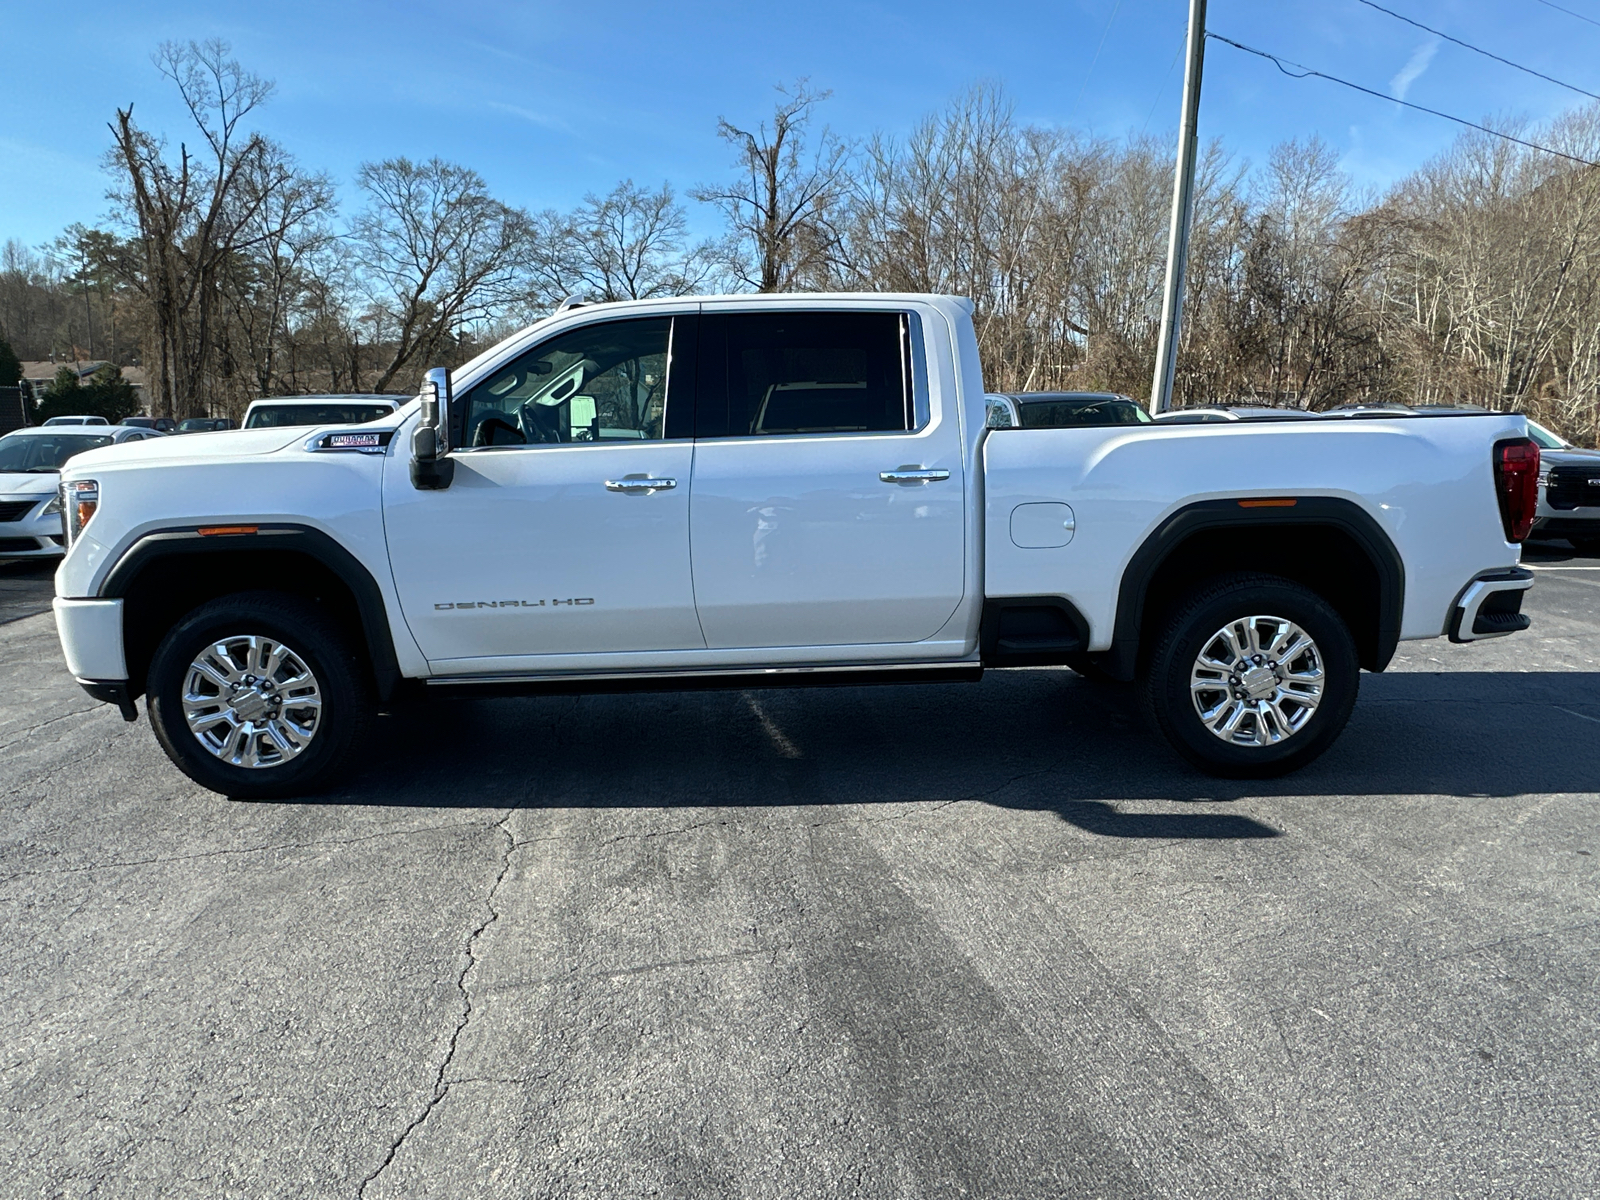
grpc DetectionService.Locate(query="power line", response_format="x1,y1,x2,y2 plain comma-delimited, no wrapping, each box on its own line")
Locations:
1358,0,1600,103
1141,37,1187,135
1070,0,1128,123
1533,0,1600,31
1207,32,1600,168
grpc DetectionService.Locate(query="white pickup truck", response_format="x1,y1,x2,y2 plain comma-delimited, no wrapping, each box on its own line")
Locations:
51,294,1540,798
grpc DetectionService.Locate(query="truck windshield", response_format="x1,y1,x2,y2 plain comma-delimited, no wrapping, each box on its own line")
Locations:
0,434,114,473
244,404,393,429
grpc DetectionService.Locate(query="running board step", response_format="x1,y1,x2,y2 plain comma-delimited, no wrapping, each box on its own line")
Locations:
423,662,984,698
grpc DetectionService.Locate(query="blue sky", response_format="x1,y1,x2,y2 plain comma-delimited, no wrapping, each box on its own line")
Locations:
2,0,1597,248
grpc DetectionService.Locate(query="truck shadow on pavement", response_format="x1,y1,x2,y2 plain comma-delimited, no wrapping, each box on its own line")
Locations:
319,666,1600,839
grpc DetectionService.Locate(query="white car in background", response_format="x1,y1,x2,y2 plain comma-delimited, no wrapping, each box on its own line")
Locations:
242,394,408,431
0,426,164,560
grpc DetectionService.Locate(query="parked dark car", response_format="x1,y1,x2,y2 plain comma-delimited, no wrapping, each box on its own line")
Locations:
173,417,236,434
988,391,1153,428
120,416,177,433
1154,405,1321,424
1526,418,1600,555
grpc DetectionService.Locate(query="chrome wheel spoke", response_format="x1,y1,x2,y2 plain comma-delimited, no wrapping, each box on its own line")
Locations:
191,657,236,691
1219,623,1248,663
258,639,288,680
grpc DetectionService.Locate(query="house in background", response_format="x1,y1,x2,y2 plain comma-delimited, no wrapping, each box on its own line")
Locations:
18,361,149,412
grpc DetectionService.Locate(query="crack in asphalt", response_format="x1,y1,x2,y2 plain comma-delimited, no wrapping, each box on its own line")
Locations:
0,706,103,754
357,808,519,1198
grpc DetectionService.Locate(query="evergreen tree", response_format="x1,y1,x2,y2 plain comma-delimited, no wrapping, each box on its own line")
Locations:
36,364,139,422
0,338,21,389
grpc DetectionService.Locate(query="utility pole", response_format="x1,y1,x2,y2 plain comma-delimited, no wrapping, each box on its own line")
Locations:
1149,0,1207,414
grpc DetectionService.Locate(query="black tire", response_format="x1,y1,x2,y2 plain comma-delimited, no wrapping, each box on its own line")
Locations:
1138,573,1360,778
147,591,372,799
1569,536,1600,558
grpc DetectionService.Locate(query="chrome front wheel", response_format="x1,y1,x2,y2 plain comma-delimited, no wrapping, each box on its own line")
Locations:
1189,615,1324,746
148,591,371,798
182,634,325,768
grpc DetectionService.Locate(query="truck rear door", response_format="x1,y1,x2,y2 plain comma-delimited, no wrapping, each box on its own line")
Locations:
686,308,966,650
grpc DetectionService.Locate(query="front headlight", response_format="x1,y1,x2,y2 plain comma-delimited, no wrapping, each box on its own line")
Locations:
63,479,99,546
41,493,62,517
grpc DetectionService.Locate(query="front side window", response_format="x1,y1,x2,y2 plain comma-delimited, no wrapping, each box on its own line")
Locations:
461,317,673,448
697,311,914,438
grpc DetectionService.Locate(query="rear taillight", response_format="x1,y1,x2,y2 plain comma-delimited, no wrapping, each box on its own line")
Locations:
1493,438,1539,543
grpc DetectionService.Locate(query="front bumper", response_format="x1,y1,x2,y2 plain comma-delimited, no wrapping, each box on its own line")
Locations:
1448,568,1534,643
0,499,65,558
1531,512,1600,541
53,598,140,721
54,597,128,680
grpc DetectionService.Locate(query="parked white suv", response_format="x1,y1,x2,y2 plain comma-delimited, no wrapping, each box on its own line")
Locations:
51,294,1539,797
242,394,407,430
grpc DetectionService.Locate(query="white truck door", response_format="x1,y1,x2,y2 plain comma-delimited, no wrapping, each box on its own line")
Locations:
383,315,704,663
688,309,966,650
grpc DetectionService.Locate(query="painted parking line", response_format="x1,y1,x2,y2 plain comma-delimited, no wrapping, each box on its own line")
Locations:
1527,564,1600,570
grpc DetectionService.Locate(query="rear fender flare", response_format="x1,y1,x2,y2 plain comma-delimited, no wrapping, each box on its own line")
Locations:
1096,497,1405,680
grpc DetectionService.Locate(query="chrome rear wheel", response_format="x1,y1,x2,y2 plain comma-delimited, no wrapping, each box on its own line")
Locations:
1140,574,1359,778
1189,615,1324,746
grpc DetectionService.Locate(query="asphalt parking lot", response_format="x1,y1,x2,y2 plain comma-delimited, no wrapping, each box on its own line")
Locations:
2,550,1597,1199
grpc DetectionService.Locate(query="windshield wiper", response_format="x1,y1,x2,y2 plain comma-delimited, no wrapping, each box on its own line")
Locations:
24,466,63,473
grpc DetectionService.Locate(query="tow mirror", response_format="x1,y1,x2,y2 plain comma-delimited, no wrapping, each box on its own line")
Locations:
410,367,456,490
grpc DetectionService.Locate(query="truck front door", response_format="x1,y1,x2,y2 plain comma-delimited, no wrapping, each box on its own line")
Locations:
687,309,967,650
383,315,704,666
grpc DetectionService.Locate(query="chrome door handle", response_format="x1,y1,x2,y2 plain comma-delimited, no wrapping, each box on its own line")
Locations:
879,468,951,484
605,477,677,493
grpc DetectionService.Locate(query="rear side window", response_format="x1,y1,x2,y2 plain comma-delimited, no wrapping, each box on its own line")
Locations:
696,311,914,438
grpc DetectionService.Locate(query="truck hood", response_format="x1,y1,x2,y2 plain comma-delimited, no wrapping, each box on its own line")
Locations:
66,428,311,472
0,471,60,497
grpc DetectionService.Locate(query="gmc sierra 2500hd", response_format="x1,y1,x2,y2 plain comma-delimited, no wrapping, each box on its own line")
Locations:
51,294,1538,797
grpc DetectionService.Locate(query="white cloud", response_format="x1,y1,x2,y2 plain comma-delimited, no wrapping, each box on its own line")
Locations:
486,101,574,135
1390,39,1441,102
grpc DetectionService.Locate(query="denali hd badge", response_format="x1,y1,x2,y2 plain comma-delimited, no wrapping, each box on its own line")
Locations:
434,599,595,610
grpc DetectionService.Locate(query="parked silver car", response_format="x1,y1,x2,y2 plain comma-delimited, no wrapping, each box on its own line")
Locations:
0,426,164,560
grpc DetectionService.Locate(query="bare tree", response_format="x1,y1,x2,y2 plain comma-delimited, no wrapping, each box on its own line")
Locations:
107,39,286,416
530,181,714,307
349,157,535,392
692,81,849,291
216,153,337,399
